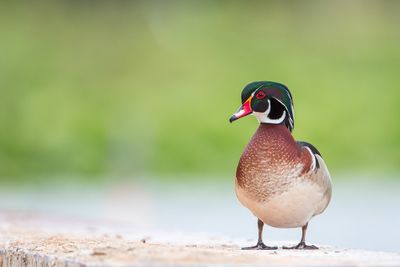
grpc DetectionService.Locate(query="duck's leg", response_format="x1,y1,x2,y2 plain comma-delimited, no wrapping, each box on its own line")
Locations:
283,223,318,250
242,219,277,250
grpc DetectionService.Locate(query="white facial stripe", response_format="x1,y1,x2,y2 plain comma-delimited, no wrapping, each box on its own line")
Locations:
265,98,271,115
254,103,286,124
265,110,286,124
271,97,294,129
253,99,270,123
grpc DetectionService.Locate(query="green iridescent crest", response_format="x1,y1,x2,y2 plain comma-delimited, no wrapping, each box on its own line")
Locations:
241,81,295,131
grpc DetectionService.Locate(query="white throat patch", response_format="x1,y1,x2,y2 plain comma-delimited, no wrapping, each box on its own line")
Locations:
253,99,286,124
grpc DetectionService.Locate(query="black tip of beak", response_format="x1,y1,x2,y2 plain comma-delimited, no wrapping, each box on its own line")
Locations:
229,115,237,123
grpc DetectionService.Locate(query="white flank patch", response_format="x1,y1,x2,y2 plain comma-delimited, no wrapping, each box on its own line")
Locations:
259,181,323,228
255,181,323,228
236,179,326,228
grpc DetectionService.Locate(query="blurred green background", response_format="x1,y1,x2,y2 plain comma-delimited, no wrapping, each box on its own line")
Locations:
1,1,399,183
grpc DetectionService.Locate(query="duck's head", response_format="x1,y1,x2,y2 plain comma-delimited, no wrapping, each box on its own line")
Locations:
229,81,295,131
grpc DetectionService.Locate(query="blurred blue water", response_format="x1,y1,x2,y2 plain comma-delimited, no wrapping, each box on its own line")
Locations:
0,175,399,252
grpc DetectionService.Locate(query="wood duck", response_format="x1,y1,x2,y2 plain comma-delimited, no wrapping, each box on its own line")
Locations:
229,81,332,250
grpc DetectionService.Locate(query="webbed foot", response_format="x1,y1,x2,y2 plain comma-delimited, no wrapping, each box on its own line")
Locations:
283,241,318,250
242,241,278,250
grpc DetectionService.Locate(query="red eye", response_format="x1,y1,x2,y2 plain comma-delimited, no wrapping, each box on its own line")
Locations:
256,91,266,99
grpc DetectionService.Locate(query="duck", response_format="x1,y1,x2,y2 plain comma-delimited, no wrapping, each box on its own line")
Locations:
229,81,332,250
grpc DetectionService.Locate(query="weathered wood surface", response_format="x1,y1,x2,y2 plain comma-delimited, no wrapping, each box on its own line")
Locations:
0,211,399,267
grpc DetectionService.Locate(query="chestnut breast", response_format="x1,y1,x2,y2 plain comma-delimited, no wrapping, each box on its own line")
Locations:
236,124,312,203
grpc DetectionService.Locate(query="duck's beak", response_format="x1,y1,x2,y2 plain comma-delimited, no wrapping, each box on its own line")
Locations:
229,95,253,123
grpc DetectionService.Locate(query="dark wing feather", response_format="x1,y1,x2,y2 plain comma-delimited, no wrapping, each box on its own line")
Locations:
297,141,321,169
